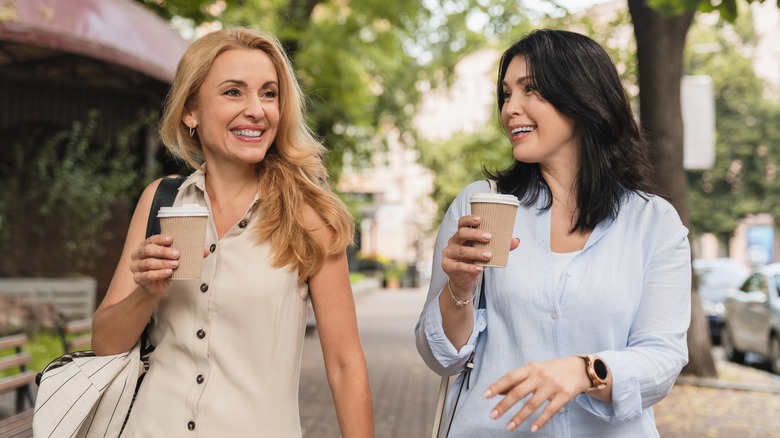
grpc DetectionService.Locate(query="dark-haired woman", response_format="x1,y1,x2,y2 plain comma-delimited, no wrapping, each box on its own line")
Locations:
416,29,690,437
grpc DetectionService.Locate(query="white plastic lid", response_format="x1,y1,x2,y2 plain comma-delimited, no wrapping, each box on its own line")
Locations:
469,193,520,206
157,204,210,217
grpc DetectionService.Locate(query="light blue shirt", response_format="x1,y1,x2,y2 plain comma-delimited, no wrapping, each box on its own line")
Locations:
416,180,691,437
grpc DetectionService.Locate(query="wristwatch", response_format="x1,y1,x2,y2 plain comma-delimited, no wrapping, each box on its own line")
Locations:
577,355,608,391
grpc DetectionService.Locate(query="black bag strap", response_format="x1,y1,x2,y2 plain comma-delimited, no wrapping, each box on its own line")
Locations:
441,273,486,438
140,176,185,356
146,176,186,239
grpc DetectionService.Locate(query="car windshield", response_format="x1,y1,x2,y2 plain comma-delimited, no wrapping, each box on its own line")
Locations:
775,275,780,298
694,261,748,289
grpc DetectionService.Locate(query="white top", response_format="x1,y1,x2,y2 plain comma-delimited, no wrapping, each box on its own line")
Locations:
552,250,581,289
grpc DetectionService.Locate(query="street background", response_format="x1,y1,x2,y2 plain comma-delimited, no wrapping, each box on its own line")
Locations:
300,284,780,438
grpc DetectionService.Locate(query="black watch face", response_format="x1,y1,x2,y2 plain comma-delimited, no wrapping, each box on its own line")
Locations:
594,358,608,380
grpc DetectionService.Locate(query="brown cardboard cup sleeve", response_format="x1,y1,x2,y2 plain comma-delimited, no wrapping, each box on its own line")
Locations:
469,193,519,268
158,204,209,279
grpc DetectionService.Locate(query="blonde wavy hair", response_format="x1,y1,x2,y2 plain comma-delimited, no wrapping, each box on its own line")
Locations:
159,27,354,280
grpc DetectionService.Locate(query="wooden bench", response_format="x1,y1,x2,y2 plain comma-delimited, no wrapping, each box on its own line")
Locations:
0,334,35,438
59,318,92,353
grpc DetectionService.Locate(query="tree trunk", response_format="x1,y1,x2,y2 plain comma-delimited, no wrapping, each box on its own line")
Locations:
628,0,717,377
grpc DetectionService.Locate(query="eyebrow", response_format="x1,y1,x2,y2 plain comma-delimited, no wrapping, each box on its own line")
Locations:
502,76,531,87
218,79,279,88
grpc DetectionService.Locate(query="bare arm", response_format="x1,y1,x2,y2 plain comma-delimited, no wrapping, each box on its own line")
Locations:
441,215,520,349
91,179,180,355
307,209,374,438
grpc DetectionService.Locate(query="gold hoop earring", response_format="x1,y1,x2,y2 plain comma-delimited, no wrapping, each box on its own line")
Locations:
189,126,195,137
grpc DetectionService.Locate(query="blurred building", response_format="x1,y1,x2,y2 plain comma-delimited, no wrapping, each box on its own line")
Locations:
0,0,189,301
338,50,500,281
338,129,436,278
751,1,780,96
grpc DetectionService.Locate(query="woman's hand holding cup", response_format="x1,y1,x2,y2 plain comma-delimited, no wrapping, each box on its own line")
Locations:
130,234,178,298
443,215,520,296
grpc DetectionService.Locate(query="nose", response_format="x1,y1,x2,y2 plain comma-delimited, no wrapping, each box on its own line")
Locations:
243,96,265,120
504,93,525,116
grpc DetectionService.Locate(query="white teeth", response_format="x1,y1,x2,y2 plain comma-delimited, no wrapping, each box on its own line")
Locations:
233,129,262,138
511,126,535,134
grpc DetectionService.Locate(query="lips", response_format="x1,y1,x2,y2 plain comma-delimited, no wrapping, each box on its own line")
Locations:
510,126,535,135
231,129,263,138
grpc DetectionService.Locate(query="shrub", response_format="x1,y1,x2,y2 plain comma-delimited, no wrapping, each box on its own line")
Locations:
0,111,148,276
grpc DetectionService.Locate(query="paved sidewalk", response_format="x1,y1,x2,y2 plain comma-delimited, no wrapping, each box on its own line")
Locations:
299,286,439,438
299,285,780,438
655,351,780,437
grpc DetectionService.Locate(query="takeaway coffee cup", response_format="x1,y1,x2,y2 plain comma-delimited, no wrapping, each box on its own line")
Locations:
158,204,209,279
469,193,520,267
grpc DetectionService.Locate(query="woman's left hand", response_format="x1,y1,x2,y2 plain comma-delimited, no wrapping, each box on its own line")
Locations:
483,356,592,432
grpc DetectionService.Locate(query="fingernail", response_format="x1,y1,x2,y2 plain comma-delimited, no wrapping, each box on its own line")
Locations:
169,260,178,267
483,389,492,398
483,251,492,259
506,421,516,431
164,269,173,275
489,410,499,419
164,235,172,242
171,250,179,258
475,266,483,272
531,425,539,433
482,233,492,240
473,216,481,221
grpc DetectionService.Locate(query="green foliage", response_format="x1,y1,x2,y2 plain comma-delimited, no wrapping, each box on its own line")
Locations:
383,261,408,281
0,331,62,375
541,7,638,102
26,331,65,373
0,111,146,276
418,123,514,226
348,271,367,284
647,0,746,21
135,0,531,179
135,0,218,25
684,8,780,238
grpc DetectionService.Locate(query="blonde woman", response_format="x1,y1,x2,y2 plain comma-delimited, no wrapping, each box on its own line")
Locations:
92,28,373,437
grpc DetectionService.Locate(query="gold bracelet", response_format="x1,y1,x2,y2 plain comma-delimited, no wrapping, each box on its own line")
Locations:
448,277,473,308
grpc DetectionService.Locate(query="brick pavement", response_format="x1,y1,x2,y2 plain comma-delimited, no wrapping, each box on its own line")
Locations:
299,286,440,438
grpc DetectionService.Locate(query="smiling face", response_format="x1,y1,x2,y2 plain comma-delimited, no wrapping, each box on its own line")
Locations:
500,55,578,169
182,48,280,168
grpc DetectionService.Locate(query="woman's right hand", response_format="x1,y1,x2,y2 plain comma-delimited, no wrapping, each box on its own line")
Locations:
442,215,520,296
130,234,179,297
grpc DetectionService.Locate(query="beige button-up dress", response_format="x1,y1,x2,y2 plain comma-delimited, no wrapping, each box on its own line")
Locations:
123,170,309,437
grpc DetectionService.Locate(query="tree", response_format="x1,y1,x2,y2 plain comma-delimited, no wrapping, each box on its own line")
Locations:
686,9,780,242
136,0,528,178
0,112,146,276
628,0,775,377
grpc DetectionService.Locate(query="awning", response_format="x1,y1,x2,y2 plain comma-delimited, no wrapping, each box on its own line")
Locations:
0,0,189,83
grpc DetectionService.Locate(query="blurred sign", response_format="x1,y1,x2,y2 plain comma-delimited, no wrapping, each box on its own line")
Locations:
747,225,774,266
682,76,715,170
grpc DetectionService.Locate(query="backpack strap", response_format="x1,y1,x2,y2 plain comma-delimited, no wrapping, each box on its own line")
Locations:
139,176,185,357
145,176,186,239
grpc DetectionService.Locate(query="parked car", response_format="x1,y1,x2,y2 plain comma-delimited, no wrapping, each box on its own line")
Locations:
693,258,749,344
721,263,780,374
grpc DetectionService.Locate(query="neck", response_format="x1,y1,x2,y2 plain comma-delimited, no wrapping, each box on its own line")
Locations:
204,166,258,210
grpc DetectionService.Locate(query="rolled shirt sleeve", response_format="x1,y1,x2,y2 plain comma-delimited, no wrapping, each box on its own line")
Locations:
415,182,490,376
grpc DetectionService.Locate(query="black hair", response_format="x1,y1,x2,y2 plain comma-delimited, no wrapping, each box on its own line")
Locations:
487,29,659,232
